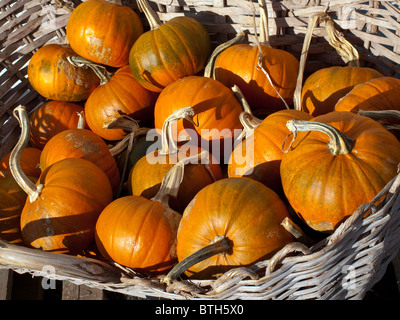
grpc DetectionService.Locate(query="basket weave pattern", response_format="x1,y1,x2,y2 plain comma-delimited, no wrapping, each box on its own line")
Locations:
1,0,400,300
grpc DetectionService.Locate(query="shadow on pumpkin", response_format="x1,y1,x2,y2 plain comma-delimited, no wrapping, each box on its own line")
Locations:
29,101,87,149
21,212,99,255
336,87,400,139
301,86,357,116
232,160,284,198
94,234,177,276
213,68,289,114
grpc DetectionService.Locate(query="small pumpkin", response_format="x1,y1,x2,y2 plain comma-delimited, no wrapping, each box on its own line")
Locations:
29,100,85,149
167,177,295,280
95,155,195,273
334,76,400,122
300,66,383,117
70,57,158,141
40,128,121,195
280,111,400,232
129,0,211,92
153,75,244,164
27,44,100,101
214,1,299,114
10,105,113,254
228,108,312,196
129,108,222,213
291,12,383,117
66,0,144,67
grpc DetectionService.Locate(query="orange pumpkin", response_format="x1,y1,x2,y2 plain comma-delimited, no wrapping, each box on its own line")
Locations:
29,100,85,149
10,106,113,254
129,108,222,213
214,2,299,115
129,0,211,92
79,62,158,141
40,128,121,195
153,76,243,164
66,0,144,67
228,109,312,196
335,77,400,130
171,177,295,280
280,111,400,232
300,66,383,117
95,157,192,273
27,44,100,101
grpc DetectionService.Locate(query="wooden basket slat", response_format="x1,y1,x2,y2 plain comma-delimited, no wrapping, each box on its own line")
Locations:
0,55,30,86
0,7,41,37
4,15,53,48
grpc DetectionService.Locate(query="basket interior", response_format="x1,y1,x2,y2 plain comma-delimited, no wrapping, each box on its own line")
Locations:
1,0,400,158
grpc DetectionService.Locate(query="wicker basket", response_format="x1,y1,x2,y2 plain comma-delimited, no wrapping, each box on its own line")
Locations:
1,0,400,300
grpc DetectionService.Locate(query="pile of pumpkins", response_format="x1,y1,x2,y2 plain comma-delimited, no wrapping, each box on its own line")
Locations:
2,0,400,282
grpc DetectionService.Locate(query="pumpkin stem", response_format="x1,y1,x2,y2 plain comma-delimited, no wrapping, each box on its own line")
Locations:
253,0,290,109
160,106,197,155
257,0,270,47
151,150,212,206
109,127,151,157
67,56,112,85
358,109,400,132
293,11,328,111
281,217,314,247
322,15,360,67
163,235,232,285
285,119,354,155
231,85,262,142
204,30,245,79
136,0,162,30
9,106,43,202
102,114,140,132
107,0,123,5
293,6,359,110
109,126,151,197
77,111,85,129
357,109,400,121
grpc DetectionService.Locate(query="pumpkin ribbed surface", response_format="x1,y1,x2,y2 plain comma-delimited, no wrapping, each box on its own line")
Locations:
95,196,179,273
21,158,113,254
280,111,400,232
300,66,383,116
176,177,295,279
84,65,157,141
129,16,211,92
0,173,36,245
214,44,299,113
154,76,243,143
27,44,100,101
40,129,121,194
29,100,85,149
66,0,143,67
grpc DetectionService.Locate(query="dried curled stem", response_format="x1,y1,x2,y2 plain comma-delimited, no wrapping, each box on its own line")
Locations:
10,105,44,202
162,235,232,285
285,119,354,155
159,106,197,155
